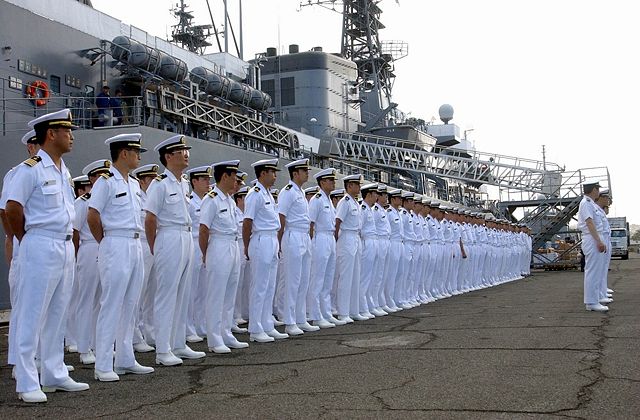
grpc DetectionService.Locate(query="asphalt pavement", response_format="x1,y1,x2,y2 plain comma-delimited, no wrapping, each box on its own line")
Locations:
1,255,638,419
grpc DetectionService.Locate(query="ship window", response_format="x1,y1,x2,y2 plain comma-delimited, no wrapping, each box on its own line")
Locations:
262,79,275,106
50,75,61,94
281,77,295,106
611,230,626,237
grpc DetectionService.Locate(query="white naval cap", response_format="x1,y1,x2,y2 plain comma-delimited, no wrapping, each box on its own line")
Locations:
429,200,440,208
72,175,91,188
212,160,240,172
304,186,319,195
21,130,37,145
105,133,146,152
361,183,379,193
186,165,213,178
414,194,422,202
342,174,363,185
387,188,402,197
132,163,159,178
421,196,430,204
599,188,610,197
154,134,191,153
401,191,414,199
235,185,249,196
330,188,345,197
28,108,78,131
285,158,310,171
236,171,248,182
82,159,112,177
377,184,388,193
314,167,337,181
251,158,280,171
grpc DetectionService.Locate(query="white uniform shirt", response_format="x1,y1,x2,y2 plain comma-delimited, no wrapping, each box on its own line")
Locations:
200,186,238,235
73,194,94,242
413,212,424,242
278,181,310,230
373,203,390,238
359,201,377,239
236,206,244,239
387,206,403,241
189,192,204,238
1,167,20,258
139,190,149,239
6,149,75,234
309,190,335,233
400,208,416,242
426,215,438,243
577,196,602,236
335,194,361,232
144,170,192,228
243,181,280,232
89,169,143,232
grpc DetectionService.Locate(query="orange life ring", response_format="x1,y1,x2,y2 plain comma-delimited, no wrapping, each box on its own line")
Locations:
26,80,50,107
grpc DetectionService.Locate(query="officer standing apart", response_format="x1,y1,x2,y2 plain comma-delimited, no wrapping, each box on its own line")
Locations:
145,135,206,365
5,109,89,402
199,160,248,353
87,133,155,381
278,158,319,336
577,181,608,312
243,159,288,343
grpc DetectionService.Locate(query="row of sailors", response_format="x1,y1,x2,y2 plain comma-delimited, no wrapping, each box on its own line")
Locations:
0,109,532,403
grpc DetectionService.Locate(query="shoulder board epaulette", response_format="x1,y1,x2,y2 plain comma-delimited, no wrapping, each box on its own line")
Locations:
206,190,218,198
284,184,293,190
314,192,322,198
387,208,392,212
345,196,350,201
100,172,114,179
373,206,379,211
254,186,260,192
155,173,168,182
23,156,42,167
361,204,366,209
81,192,91,201
402,209,407,214
189,194,193,199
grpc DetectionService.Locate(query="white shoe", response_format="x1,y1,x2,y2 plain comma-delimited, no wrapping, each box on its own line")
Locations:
338,315,354,324
250,332,275,343
79,351,96,365
66,344,78,354
133,342,155,353
186,334,204,343
231,325,248,334
114,362,154,375
381,305,395,313
400,303,413,310
66,364,75,372
606,293,613,298
600,298,613,304
272,317,285,327
607,288,614,293
224,337,249,349
371,308,387,317
173,346,206,359
266,329,289,340
155,352,183,366
351,314,368,321
235,318,248,325
328,316,347,325
297,322,320,332
314,319,336,329
285,325,305,336
18,389,47,403
42,378,89,393
586,303,609,312
209,345,231,354
361,311,375,319
94,370,120,382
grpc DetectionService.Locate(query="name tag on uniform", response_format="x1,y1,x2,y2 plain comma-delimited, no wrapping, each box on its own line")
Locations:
136,192,142,197
220,209,228,213
43,179,57,186
324,206,330,209
115,192,127,198
169,193,177,197
196,209,200,212
265,201,271,205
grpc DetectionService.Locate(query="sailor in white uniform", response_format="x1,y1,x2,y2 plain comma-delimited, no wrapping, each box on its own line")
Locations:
5,109,89,402
185,165,213,343
398,191,416,308
144,135,205,365
87,133,154,381
232,176,250,332
131,164,159,353
200,160,248,353
73,159,112,367
278,159,318,336
595,189,613,304
1,130,40,372
382,188,404,312
371,184,391,315
358,183,379,319
334,174,363,323
243,159,288,342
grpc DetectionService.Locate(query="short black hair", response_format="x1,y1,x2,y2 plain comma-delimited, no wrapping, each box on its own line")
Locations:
214,166,236,183
159,151,168,167
109,144,128,162
34,125,48,145
362,189,375,200
583,184,598,195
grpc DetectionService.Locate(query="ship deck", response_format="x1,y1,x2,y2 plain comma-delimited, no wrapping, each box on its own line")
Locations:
1,256,638,418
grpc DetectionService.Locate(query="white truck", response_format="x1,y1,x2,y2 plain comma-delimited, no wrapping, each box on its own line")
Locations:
608,217,629,260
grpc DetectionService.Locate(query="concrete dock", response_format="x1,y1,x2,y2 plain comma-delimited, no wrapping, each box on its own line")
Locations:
1,255,638,419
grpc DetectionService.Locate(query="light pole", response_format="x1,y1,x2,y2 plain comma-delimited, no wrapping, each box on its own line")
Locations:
309,117,318,137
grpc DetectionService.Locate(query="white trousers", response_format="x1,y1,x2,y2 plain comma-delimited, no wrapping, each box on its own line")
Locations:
187,237,207,337
383,240,403,308
74,241,100,354
234,238,250,321
371,237,389,309
335,231,361,316
248,232,279,334
205,236,241,346
133,238,154,345
14,232,74,393
151,229,194,353
281,229,312,325
95,236,144,372
359,237,377,313
7,252,20,366
307,231,336,321
582,236,607,304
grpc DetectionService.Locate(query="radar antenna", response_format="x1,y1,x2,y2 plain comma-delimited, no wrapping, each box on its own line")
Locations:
170,0,213,54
